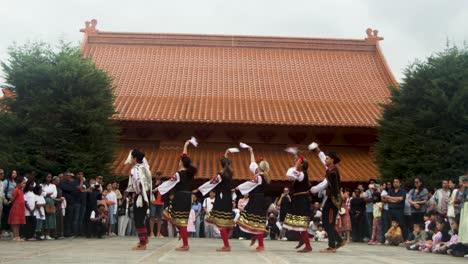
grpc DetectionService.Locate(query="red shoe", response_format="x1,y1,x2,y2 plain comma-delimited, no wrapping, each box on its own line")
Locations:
132,244,147,250
249,237,257,246
294,241,305,249
253,246,264,252
320,248,336,253
216,246,231,252
297,247,312,253
175,246,189,251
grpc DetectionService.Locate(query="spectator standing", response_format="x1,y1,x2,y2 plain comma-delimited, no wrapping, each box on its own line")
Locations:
189,194,202,238
41,173,57,240
34,185,46,240
150,172,165,238
236,193,249,240
76,171,89,236
433,180,450,216
364,180,377,240
368,192,383,245
447,179,459,226
203,190,216,238
1,170,17,237
408,177,429,227
458,175,468,243
53,176,65,239
380,183,390,243
118,193,130,236
164,193,176,238
277,187,291,241
105,183,117,237
336,189,351,243
86,179,102,237
23,180,36,240
350,189,366,242
385,178,407,240
8,176,25,241
60,171,82,237
403,183,412,238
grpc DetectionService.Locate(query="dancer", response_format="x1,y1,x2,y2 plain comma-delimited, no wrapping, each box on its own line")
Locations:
309,143,345,253
125,149,152,250
283,155,312,253
156,140,198,251
194,149,236,251
236,146,270,252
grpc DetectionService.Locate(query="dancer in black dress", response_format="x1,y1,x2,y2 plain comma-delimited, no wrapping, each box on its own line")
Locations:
283,155,312,252
156,140,198,251
235,146,270,252
195,149,235,251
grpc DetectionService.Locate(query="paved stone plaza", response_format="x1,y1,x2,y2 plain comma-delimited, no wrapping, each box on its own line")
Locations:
0,237,466,264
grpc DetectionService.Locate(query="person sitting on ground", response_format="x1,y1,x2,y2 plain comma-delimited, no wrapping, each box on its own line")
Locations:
419,221,437,252
314,224,327,242
89,204,108,238
426,216,451,253
434,217,459,254
406,223,428,250
385,219,404,246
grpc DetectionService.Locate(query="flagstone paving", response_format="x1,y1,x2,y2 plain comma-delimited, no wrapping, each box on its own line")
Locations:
0,237,466,263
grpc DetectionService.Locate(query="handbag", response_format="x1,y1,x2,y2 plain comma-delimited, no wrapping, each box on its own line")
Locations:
45,205,56,214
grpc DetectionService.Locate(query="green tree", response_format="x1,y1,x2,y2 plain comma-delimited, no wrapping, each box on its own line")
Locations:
376,47,468,186
0,42,119,178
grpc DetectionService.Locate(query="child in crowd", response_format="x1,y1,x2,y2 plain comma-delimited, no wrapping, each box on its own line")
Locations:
308,217,320,239
89,204,108,238
34,185,46,240
435,218,459,254
8,177,26,241
385,219,404,246
314,224,327,242
406,223,428,250
426,217,451,253
23,180,37,241
419,221,437,252
105,183,117,237
423,213,431,233
368,192,383,245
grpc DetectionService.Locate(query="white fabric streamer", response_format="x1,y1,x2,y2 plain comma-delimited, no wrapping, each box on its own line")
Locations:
228,148,240,153
239,142,250,149
308,142,319,150
124,150,132,164
285,147,298,155
189,137,198,147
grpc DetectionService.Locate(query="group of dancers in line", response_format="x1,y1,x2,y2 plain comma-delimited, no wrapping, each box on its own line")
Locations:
125,139,345,253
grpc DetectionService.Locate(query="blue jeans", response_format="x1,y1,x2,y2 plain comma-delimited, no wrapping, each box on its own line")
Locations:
72,204,82,236
194,215,201,238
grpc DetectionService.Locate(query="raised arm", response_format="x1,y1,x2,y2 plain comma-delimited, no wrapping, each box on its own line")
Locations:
183,140,190,154
248,147,255,164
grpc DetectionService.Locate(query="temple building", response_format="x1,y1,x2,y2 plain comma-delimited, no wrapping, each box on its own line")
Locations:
79,20,397,192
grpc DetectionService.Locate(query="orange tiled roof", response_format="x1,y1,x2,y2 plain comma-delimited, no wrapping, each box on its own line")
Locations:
113,145,378,182
80,21,397,127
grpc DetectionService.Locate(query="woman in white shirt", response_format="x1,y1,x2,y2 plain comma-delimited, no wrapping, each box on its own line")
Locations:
41,173,57,240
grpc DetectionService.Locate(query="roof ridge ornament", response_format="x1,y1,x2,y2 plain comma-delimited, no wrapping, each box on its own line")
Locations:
80,19,98,35
365,28,383,42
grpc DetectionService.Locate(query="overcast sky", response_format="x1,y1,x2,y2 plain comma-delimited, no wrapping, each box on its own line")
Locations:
1,0,467,96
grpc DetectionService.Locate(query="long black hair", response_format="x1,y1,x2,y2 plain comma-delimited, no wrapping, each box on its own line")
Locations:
23,179,35,193
131,149,145,164
220,157,233,180
414,176,425,191
181,156,198,177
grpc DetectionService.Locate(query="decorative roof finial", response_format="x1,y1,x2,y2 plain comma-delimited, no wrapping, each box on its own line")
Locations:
80,19,98,34
365,28,383,42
